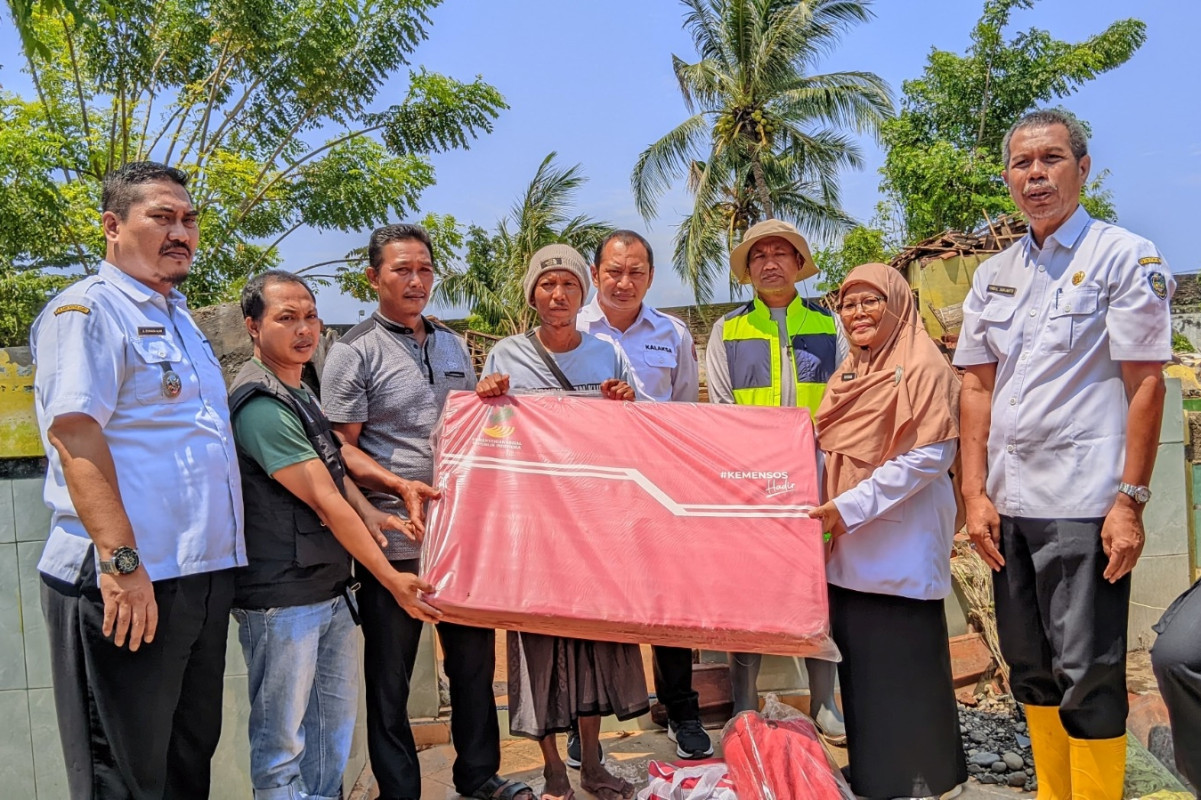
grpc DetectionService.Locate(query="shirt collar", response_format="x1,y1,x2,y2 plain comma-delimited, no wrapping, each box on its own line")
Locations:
98,261,188,310
373,311,434,336
579,297,652,332
1023,204,1091,256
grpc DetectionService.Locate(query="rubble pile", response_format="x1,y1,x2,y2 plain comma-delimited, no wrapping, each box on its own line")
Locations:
959,694,1036,792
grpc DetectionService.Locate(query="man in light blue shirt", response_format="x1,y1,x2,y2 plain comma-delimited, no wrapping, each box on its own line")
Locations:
31,162,245,800
575,230,713,761
956,110,1173,800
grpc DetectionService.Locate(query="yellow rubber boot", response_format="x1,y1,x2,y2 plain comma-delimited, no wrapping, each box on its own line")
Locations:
1068,734,1126,800
1025,705,1072,800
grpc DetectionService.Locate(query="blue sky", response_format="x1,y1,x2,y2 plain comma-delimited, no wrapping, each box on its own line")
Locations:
3,0,1198,322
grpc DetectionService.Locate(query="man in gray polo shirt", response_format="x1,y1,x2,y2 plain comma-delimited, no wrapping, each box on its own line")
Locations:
322,224,531,800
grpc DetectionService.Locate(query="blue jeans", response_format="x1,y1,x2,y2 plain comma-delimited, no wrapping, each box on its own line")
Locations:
233,596,359,800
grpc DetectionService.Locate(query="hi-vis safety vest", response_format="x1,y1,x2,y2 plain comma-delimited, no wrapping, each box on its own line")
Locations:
720,296,838,418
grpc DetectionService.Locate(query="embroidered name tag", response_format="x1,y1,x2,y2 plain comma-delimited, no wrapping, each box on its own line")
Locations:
1139,256,1163,266
987,285,1016,296
137,326,166,336
841,372,856,381
54,304,91,316
444,371,465,378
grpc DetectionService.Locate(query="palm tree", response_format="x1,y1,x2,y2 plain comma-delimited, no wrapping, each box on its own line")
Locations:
632,0,893,302
435,152,611,334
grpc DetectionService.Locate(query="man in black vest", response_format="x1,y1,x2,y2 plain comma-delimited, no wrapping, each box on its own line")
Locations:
229,270,441,800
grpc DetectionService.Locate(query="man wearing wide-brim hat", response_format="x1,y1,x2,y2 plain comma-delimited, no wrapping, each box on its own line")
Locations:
705,218,850,743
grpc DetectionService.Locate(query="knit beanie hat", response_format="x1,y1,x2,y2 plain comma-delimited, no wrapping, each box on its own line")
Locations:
523,243,591,307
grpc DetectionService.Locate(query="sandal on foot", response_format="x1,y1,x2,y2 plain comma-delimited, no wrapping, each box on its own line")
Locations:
468,775,536,800
581,777,634,800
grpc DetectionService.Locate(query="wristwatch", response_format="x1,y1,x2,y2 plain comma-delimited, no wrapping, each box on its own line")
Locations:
1117,483,1152,505
99,546,141,575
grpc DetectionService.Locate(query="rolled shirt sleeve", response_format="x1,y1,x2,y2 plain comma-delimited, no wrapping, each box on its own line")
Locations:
671,327,701,402
1106,245,1174,362
232,394,320,477
320,342,370,423
952,266,998,368
34,294,124,427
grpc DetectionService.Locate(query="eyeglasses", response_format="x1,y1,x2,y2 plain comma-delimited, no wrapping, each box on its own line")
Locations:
836,296,885,316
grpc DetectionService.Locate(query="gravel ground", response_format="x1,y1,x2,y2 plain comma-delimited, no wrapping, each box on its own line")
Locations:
959,694,1036,792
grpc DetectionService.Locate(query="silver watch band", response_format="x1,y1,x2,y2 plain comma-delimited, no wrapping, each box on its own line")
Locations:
1117,482,1150,503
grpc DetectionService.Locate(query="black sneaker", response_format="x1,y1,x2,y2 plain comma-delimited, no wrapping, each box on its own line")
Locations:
564,729,603,769
667,719,714,759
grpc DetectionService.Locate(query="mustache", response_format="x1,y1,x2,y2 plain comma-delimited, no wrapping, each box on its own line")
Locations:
160,242,192,256
1023,179,1058,196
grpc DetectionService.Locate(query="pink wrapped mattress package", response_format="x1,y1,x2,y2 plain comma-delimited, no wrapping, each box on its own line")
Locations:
421,391,838,659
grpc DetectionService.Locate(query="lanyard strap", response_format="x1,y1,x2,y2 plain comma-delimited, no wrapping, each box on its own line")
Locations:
525,329,574,391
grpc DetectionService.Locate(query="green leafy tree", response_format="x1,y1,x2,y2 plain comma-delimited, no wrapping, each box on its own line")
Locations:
814,224,889,295
0,0,505,346
631,0,892,303
879,0,1145,242
434,153,612,335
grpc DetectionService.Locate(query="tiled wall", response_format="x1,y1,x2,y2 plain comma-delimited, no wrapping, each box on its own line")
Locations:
0,475,423,798
1128,378,1194,649
0,475,65,798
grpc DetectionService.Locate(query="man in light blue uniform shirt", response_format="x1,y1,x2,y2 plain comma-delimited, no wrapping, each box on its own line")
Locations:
575,230,713,760
956,110,1173,800
31,162,244,800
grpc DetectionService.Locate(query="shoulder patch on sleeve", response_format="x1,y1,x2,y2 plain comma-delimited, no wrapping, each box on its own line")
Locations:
1138,256,1163,267
53,304,91,316
1148,272,1168,300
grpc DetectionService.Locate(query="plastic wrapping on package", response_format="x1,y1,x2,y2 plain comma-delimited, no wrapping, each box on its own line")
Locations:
637,761,736,800
422,390,838,659
722,711,854,800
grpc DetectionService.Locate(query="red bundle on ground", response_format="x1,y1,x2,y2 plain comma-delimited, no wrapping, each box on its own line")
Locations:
421,391,837,659
722,712,854,800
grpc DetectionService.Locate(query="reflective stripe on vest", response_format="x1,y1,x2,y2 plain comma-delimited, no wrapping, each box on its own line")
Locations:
721,297,837,418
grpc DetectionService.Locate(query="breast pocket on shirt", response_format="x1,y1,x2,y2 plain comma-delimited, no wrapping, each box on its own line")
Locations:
643,349,677,370
1045,287,1101,354
978,297,1018,355
128,336,195,405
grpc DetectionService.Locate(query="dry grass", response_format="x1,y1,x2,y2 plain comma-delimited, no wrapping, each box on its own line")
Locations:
950,539,1010,691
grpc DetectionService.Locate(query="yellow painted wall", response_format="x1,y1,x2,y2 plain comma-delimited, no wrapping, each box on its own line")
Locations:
0,348,43,458
905,253,988,339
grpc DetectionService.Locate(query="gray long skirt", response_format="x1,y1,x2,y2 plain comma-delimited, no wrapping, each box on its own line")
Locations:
507,631,649,740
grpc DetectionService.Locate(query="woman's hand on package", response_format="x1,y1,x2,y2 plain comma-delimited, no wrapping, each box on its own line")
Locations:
601,379,635,401
476,373,510,397
808,500,847,540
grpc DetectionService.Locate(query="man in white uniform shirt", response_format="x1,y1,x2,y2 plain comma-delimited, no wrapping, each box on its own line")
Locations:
574,230,712,760
31,161,245,799
955,109,1173,800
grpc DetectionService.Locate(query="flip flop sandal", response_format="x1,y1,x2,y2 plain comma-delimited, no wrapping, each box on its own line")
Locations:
469,774,536,800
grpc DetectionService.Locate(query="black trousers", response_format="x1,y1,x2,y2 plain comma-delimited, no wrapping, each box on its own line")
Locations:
993,516,1130,739
357,558,500,799
41,557,235,800
831,584,967,799
1151,578,1201,788
651,646,699,723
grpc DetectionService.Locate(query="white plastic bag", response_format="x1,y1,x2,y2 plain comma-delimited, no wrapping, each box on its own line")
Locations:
637,760,737,800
